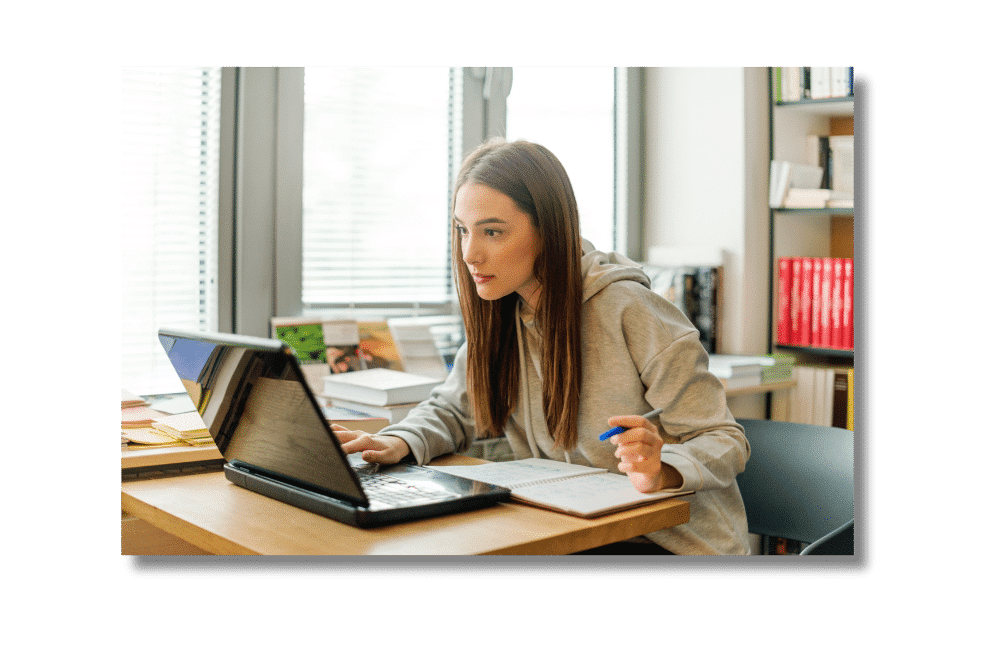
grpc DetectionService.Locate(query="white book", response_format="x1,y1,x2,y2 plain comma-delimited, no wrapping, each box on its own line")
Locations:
433,458,691,518
323,368,441,406
829,136,855,194
387,321,449,381
327,398,417,424
770,161,824,208
810,67,831,99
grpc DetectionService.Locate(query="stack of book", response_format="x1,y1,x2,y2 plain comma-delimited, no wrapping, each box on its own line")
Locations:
708,356,762,390
645,263,722,354
769,160,852,209
777,257,854,350
773,67,854,102
771,365,854,431
323,368,442,425
707,354,796,391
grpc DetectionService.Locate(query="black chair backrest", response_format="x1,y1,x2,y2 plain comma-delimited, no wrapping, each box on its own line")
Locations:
736,418,854,545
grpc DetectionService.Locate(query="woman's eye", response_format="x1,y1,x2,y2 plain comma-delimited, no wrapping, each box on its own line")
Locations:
485,229,501,237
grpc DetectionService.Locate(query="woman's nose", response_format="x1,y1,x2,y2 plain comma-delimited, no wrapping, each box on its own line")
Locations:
462,236,483,265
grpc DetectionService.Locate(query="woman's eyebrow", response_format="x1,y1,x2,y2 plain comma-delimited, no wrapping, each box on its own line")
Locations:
453,216,508,227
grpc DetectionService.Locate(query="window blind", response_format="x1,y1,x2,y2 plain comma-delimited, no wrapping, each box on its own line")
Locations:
301,67,457,308
121,67,221,394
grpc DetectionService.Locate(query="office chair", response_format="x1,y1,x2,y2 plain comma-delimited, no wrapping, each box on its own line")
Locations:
735,418,854,555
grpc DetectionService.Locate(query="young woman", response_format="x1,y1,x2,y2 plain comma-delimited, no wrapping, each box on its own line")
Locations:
335,139,750,555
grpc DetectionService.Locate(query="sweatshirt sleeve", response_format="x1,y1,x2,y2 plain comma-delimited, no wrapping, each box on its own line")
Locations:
374,343,479,466
624,296,750,492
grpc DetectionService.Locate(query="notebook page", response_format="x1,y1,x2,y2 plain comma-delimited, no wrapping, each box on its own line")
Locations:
511,472,686,518
433,458,605,489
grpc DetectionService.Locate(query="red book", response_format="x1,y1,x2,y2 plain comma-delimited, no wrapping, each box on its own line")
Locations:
843,258,854,349
799,257,812,346
820,258,834,348
811,258,822,347
778,258,792,345
831,258,844,348
791,258,803,345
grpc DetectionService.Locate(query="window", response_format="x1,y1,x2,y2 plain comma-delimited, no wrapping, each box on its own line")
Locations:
121,67,639,393
301,67,458,309
505,67,616,252
121,67,221,394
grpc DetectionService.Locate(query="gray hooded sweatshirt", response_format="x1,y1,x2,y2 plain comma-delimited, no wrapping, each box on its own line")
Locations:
378,243,751,555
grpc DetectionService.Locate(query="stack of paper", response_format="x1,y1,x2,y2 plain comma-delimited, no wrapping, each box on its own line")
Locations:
122,427,181,448
121,388,148,409
151,411,214,446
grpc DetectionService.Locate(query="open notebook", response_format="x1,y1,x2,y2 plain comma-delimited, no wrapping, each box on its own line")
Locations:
433,458,691,518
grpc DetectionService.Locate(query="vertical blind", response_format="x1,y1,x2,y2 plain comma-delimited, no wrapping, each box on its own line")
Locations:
121,67,221,394
505,67,616,252
301,67,458,307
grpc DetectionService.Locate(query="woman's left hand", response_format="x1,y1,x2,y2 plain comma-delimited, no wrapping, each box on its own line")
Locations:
606,415,681,493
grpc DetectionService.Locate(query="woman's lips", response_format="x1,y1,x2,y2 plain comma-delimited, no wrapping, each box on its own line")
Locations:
472,273,494,284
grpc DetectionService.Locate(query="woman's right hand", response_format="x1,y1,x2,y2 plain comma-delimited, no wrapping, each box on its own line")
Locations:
331,425,411,465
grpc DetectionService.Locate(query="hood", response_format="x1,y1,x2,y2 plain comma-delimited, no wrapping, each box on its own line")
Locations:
580,238,650,303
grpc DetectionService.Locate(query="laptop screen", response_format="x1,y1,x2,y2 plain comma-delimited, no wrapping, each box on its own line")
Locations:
158,331,366,502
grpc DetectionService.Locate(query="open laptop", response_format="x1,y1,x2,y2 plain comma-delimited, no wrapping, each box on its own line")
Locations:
157,328,510,528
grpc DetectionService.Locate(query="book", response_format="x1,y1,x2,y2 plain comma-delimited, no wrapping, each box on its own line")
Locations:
386,320,449,381
769,161,823,208
799,257,813,346
820,257,833,348
151,411,211,440
323,368,441,406
832,367,851,429
791,257,803,345
271,317,329,365
832,258,844,349
846,368,855,431
432,458,691,518
326,398,418,425
321,406,391,434
355,321,405,372
782,188,830,208
843,258,854,349
829,135,854,195
777,258,792,345
805,134,831,188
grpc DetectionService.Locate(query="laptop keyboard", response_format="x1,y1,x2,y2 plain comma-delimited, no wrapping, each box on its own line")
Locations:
360,472,456,509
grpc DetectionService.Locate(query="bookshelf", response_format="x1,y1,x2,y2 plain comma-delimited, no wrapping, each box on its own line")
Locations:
767,67,854,427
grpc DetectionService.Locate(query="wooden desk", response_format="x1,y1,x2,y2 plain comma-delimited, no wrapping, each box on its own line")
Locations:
121,454,690,556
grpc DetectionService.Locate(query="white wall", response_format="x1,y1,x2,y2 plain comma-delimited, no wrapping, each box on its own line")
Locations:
642,67,771,417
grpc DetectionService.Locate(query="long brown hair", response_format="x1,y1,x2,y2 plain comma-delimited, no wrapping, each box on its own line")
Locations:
451,139,584,449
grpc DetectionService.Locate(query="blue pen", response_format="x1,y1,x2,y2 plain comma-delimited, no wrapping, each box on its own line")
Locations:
599,408,664,441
